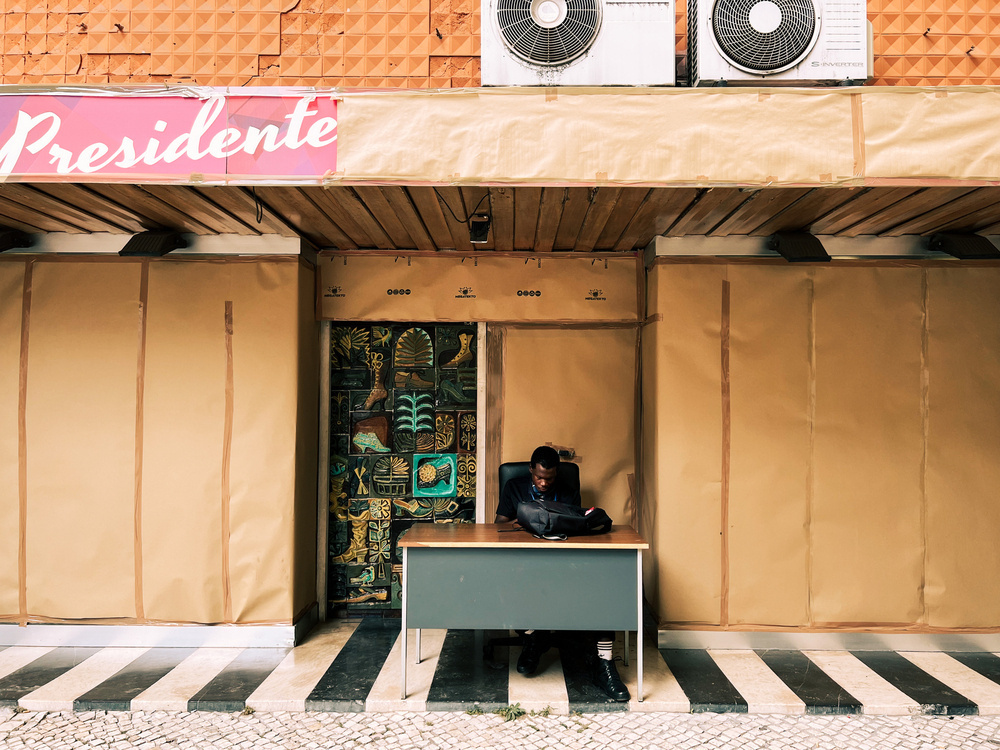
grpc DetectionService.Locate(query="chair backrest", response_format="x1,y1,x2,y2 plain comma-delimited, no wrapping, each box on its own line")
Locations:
498,460,581,506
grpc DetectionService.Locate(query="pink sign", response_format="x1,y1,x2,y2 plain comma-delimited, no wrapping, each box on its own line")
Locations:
0,91,337,183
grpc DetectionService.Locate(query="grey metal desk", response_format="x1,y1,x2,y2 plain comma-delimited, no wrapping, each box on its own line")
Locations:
399,523,649,701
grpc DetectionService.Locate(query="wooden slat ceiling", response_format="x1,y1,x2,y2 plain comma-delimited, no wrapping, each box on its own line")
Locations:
3,184,1000,251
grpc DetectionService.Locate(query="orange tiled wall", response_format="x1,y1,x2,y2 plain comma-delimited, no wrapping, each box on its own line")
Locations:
0,0,997,87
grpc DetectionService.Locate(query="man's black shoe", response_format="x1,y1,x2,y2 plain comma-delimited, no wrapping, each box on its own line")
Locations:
593,658,630,701
517,637,543,675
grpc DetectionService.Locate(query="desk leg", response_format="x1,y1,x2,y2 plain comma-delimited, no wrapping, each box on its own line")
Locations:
636,548,643,703
624,632,629,667
401,548,407,701
416,629,422,664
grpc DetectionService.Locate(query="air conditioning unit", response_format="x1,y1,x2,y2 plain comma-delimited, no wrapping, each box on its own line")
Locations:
688,0,870,86
481,0,676,86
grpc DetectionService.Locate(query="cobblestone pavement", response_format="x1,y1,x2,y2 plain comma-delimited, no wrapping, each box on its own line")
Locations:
3,707,1000,749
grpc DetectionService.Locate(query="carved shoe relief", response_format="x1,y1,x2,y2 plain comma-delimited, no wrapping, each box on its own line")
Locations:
363,357,388,410
443,332,473,367
352,431,391,453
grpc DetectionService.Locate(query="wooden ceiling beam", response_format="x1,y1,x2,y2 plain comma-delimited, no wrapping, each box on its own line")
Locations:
553,188,590,250
436,187,474,252
882,188,1000,236
513,187,541,251
0,184,126,233
711,188,813,236
87,184,215,234
575,187,622,252
533,187,564,252
193,186,301,238
253,186,354,249
322,188,394,249
141,185,259,235
491,187,515,252
753,188,863,237
617,188,700,250
32,184,151,233
809,187,917,235
595,188,649,250
353,186,419,249
840,187,978,237
379,186,436,252
407,188,453,250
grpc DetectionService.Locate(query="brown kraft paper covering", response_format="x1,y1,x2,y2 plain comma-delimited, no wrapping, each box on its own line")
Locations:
809,267,925,625
499,327,636,525
24,262,141,619
0,261,24,617
727,266,812,627
143,260,305,624
318,252,639,323
228,261,306,622
924,267,1000,628
644,263,725,625
293,263,319,620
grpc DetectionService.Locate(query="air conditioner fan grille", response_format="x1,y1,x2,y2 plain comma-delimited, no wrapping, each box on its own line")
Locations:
496,0,601,65
711,0,818,72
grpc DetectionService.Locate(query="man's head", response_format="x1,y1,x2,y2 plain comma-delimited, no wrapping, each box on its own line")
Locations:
529,445,560,495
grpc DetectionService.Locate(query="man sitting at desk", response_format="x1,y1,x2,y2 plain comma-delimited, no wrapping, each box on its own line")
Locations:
494,445,630,702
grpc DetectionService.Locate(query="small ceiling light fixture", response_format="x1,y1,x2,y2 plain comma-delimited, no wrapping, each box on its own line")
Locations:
767,231,830,262
0,228,35,253
119,230,188,257
928,233,1000,260
469,214,491,244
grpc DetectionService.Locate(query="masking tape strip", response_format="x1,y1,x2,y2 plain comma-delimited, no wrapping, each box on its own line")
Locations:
918,268,930,624
133,260,149,622
851,93,866,179
720,277,731,628
222,300,234,623
17,259,33,627
805,272,817,626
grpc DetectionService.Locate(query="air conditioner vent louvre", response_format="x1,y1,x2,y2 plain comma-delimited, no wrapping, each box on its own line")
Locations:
712,0,818,72
496,0,602,65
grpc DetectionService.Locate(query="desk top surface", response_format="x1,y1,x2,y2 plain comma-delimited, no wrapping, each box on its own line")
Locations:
398,523,649,550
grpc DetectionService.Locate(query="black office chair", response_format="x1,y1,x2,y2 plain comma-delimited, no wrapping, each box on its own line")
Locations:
484,460,582,665
497,460,581,506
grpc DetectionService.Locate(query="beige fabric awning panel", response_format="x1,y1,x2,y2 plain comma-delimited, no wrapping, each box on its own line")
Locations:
335,87,1000,187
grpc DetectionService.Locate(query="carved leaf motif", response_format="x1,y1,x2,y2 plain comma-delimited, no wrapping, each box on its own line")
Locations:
394,327,433,368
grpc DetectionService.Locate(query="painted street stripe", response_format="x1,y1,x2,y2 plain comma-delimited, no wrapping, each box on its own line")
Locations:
659,649,747,713
20,648,149,712
623,645,690,713
74,648,196,711
947,652,1000,687
425,630,508,712
709,650,805,714
248,620,360,713
0,648,101,706
0,647,54,682
803,651,918,715
131,648,242,711
901,652,1000,715
306,617,400,712
851,651,976,715
367,628,448,712
509,636,569,715
756,649,862,715
187,648,288,712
